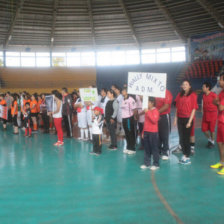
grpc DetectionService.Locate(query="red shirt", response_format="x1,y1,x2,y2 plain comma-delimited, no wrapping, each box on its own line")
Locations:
218,90,224,124
156,90,173,115
203,92,218,122
143,108,159,133
203,92,218,112
175,92,198,118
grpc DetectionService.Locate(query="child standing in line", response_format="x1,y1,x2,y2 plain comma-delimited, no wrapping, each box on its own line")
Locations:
24,102,32,137
90,107,104,156
141,97,160,171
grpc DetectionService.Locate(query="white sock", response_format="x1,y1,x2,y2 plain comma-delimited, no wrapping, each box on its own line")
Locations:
89,127,92,140
84,129,89,139
208,138,212,142
211,140,215,144
80,129,84,139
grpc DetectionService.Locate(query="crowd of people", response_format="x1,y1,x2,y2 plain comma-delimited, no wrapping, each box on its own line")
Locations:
1,73,224,175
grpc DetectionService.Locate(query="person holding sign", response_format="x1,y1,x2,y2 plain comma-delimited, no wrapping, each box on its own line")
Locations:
0,94,7,130
121,88,137,155
141,97,160,170
174,80,198,165
156,89,173,160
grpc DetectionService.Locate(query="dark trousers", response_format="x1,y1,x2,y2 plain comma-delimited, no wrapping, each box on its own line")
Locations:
8,109,12,123
177,117,193,157
107,121,117,147
158,114,171,156
144,132,159,166
138,122,144,147
63,114,73,137
92,134,102,154
41,113,49,132
122,116,136,151
12,115,18,127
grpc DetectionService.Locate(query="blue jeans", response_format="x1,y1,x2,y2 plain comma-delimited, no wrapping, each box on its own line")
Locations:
144,132,159,166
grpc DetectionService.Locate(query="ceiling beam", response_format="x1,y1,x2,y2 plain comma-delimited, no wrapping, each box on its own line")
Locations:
87,0,96,49
50,0,59,49
196,0,224,29
154,0,187,42
118,0,140,48
4,0,25,49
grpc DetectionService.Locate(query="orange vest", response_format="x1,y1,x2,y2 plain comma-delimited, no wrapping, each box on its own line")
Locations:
0,99,6,106
30,100,38,113
11,101,18,115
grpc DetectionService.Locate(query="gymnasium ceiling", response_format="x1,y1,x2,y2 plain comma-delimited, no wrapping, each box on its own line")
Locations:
0,0,223,50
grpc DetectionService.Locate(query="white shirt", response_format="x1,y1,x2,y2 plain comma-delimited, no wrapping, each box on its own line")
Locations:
53,100,62,118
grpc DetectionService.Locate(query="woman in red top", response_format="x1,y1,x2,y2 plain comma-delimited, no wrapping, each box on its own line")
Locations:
11,93,19,134
174,80,198,165
30,94,38,131
0,94,7,130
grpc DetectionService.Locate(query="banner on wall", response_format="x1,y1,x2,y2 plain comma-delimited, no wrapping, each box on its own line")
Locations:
127,72,167,98
191,31,224,61
79,88,98,102
0,105,8,120
45,95,54,112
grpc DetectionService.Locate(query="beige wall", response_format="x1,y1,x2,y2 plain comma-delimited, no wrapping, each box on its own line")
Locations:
0,67,96,94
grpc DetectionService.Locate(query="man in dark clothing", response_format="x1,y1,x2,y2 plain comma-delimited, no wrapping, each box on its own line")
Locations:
61,87,73,138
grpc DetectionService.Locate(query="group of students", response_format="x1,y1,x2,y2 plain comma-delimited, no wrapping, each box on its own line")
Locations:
1,74,224,175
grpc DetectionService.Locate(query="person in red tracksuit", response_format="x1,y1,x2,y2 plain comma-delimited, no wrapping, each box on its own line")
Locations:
140,97,160,171
210,73,224,175
201,81,218,148
174,80,198,165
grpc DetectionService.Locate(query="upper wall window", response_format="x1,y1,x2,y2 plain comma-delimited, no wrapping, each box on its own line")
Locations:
6,52,20,67
36,52,51,67
171,47,186,62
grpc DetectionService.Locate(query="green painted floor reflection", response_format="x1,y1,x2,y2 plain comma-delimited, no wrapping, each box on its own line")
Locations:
0,127,223,224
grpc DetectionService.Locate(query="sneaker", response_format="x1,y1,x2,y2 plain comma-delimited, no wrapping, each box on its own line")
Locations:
191,149,195,155
54,141,60,146
140,164,150,169
78,137,84,140
89,152,100,156
172,145,182,153
208,142,215,149
150,166,160,171
179,157,191,165
217,167,224,175
108,146,117,150
210,162,223,169
58,142,64,146
127,150,136,155
123,149,129,154
161,155,169,160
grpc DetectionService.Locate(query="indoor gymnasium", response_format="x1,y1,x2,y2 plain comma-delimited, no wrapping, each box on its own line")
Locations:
0,0,224,223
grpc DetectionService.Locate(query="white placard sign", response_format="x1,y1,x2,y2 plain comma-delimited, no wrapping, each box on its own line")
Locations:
142,96,148,110
79,88,98,102
128,72,167,98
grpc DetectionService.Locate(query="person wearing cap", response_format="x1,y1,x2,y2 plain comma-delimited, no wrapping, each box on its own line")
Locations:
90,107,104,156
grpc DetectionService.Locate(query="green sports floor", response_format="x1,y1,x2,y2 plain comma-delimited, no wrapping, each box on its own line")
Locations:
0,125,223,224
